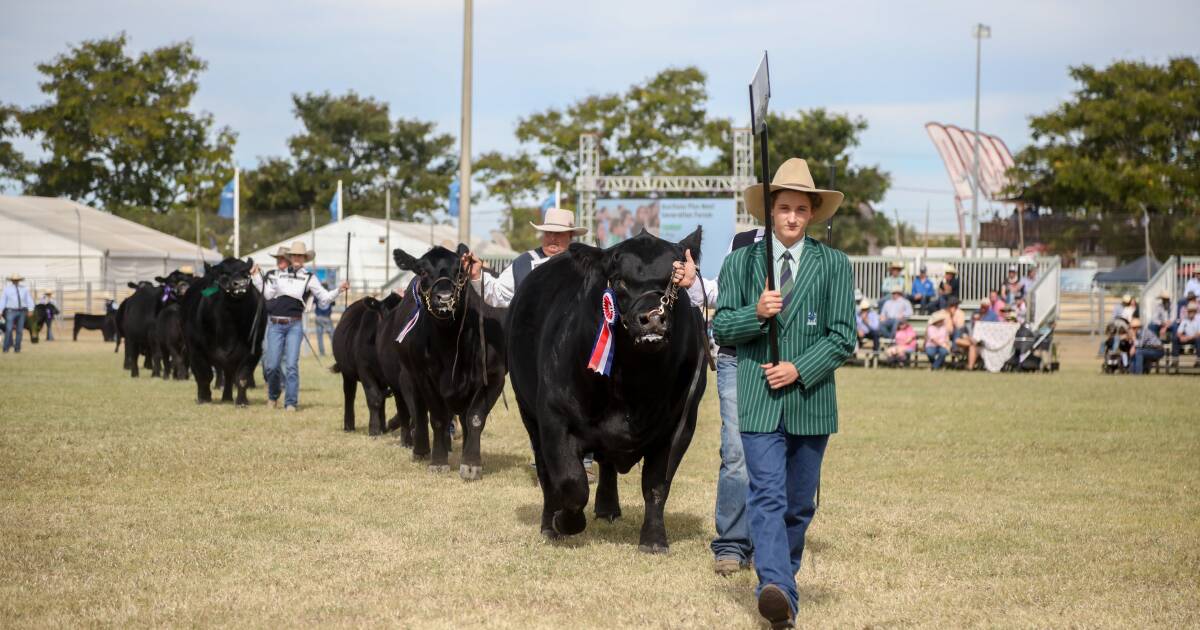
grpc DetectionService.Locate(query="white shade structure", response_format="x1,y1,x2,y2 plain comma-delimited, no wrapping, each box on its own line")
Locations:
0,195,222,284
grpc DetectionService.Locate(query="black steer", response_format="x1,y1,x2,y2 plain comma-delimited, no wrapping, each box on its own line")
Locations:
507,229,707,553
182,258,266,406
154,271,195,380
384,245,507,480
117,281,162,377
73,299,117,341
331,292,406,435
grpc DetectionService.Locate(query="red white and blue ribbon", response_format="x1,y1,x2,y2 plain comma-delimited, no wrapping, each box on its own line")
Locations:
395,279,421,344
586,289,619,376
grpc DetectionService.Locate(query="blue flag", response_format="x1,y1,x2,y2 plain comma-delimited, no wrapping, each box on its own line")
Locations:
448,177,460,218
328,189,339,223
540,195,554,218
217,178,235,218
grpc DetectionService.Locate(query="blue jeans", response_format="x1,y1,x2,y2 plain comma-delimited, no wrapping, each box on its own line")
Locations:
711,353,752,562
3,308,26,352
926,345,949,369
315,316,334,355
879,318,899,339
264,319,304,407
741,422,829,615
1132,347,1163,374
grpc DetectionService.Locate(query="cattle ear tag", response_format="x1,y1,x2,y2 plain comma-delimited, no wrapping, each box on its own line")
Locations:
586,289,619,376
201,286,219,297
807,310,818,326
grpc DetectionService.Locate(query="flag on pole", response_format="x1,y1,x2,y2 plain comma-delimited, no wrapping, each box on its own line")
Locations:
328,189,339,223
540,195,554,217
448,177,460,218
217,178,236,218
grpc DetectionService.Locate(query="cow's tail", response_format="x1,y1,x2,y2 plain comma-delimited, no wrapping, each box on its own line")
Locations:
329,362,341,374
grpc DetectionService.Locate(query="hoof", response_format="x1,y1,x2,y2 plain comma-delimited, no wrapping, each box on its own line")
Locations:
412,452,429,462
637,543,670,555
235,401,249,408
540,528,563,541
428,464,450,473
551,510,586,537
196,398,211,405
459,464,483,481
595,511,622,523
343,427,355,433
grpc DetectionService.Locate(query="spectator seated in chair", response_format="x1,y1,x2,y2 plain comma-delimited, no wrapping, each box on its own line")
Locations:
880,261,905,302
879,288,913,338
1149,290,1173,340
936,265,960,311
924,311,953,369
884,317,917,366
935,296,977,370
909,265,936,314
978,299,1000,323
1128,317,1164,375
1172,300,1200,367
1000,264,1025,304
856,299,881,351
1102,317,1132,373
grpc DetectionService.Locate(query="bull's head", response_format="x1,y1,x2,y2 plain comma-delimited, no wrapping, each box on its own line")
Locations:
154,270,193,302
605,228,702,352
210,257,255,298
394,244,470,318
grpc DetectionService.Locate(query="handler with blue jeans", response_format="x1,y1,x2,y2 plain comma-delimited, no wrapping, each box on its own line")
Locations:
713,159,855,629
2,274,34,353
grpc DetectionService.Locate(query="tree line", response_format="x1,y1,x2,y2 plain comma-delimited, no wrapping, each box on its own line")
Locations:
1,34,1195,258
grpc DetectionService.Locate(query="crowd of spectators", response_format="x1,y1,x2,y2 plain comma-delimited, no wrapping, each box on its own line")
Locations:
1103,267,1200,374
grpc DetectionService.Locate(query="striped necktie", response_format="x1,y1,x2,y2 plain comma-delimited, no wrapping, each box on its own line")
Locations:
779,251,795,311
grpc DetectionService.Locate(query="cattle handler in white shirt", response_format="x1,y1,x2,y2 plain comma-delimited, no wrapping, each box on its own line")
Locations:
251,241,347,411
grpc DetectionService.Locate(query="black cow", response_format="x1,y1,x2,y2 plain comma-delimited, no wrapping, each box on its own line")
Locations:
117,281,163,377
331,292,406,436
154,271,195,380
182,258,266,406
384,245,507,480
73,299,117,341
507,229,707,553
23,303,56,343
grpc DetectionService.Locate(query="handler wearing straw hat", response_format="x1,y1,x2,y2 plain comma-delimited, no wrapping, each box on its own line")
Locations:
250,241,347,411
712,158,856,627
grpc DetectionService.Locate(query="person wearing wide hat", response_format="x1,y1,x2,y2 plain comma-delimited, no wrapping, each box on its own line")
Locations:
937,264,959,311
880,260,905,301
1,273,34,353
712,157,855,625
909,265,936,314
250,241,347,411
38,290,60,341
464,207,588,308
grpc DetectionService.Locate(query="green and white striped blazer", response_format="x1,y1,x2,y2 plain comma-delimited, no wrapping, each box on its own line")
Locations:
712,236,856,435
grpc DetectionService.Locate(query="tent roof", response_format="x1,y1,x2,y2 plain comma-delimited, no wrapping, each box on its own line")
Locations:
1093,254,1161,285
0,195,222,261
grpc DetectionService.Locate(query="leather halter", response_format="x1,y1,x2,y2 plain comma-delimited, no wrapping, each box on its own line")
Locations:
420,268,468,320
616,265,681,330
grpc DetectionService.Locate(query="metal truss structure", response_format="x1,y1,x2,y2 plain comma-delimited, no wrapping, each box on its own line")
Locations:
575,129,758,244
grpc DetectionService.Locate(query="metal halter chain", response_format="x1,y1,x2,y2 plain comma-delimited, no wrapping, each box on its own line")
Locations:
419,268,469,320
619,264,681,330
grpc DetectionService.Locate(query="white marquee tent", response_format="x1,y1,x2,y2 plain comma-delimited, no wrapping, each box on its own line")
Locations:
0,195,222,285
244,214,517,290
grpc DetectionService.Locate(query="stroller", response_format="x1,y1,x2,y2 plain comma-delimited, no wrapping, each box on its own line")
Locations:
1100,319,1132,374
1005,324,1057,372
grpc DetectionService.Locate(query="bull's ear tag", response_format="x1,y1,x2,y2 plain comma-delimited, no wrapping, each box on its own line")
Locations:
201,286,219,297
807,310,817,326
586,289,619,376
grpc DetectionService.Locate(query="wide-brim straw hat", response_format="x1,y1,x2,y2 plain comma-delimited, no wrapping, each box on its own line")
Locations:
944,264,958,275
530,208,587,235
889,261,904,270
930,311,948,325
179,265,194,275
282,241,316,261
1159,290,1171,300
1121,294,1133,304
7,273,24,282
858,298,873,310
270,246,290,259
743,158,844,224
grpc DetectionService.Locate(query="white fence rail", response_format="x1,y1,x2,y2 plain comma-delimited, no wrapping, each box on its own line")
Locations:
1140,257,1177,323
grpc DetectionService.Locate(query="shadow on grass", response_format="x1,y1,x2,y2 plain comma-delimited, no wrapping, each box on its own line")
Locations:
716,535,839,621
513,501,707,551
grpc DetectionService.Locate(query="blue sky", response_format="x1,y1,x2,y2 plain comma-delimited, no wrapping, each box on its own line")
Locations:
3,0,1197,236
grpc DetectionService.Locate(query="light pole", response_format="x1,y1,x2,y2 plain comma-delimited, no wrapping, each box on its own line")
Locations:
970,23,991,257
457,0,474,248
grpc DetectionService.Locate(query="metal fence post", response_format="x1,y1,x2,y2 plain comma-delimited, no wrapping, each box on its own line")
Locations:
87,281,93,314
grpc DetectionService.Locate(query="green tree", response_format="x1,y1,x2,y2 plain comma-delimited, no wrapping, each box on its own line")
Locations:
712,108,894,254
17,34,235,210
0,104,29,193
1010,57,1200,258
278,91,456,220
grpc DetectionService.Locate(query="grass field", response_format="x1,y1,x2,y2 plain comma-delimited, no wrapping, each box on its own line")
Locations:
1,335,1197,628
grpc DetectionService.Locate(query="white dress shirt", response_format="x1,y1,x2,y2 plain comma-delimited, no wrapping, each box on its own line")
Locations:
1,284,34,311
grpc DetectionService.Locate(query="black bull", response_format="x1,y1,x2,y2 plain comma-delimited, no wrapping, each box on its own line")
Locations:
331,292,406,436
182,258,266,406
507,229,707,553
385,244,507,481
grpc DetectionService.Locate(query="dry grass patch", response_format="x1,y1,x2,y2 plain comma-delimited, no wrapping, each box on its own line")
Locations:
0,336,1196,627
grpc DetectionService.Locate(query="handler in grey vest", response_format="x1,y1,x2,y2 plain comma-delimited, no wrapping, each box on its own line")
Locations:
465,207,587,307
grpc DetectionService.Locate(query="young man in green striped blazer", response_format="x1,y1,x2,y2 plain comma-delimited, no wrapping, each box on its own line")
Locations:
712,158,856,629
